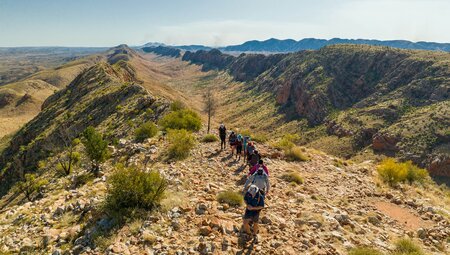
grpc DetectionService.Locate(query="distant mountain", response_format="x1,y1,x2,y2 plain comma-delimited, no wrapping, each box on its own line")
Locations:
141,42,166,48
175,45,213,51
220,38,450,52
144,38,450,53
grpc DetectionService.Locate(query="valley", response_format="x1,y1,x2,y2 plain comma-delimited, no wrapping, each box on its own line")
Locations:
0,45,448,255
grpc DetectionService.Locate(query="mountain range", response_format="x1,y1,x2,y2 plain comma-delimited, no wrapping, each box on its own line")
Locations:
143,38,450,53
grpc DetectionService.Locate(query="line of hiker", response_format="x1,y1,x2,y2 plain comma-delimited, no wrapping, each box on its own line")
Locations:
218,124,270,243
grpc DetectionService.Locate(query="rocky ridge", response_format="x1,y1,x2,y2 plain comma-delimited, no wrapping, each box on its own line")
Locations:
0,129,448,254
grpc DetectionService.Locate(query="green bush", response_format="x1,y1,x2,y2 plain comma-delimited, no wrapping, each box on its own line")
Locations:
377,159,428,186
82,126,110,173
135,122,158,142
202,134,218,143
167,129,196,160
251,133,268,143
159,109,201,131
273,134,301,150
217,190,243,206
392,238,424,255
404,161,428,184
281,172,304,185
16,174,48,201
106,166,168,211
348,247,383,255
285,146,309,162
170,100,185,111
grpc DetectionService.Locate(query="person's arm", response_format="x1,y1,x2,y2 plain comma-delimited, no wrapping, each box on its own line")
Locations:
265,178,270,194
263,165,269,176
249,165,257,175
243,176,252,194
247,205,264,210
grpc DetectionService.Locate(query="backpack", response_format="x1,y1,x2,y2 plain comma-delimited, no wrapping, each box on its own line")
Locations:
251,170,268,193
229,134,237,143
219,126,226,136
247,145,255,155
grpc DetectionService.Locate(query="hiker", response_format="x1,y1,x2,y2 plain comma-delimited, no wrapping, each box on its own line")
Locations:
248,159,269,176
243,135,250,159
236,134,243,160
229,131,237,156
243,166,270,195
246,142,255,163
219,124,227,150
242,185,265,241
249,150,260,168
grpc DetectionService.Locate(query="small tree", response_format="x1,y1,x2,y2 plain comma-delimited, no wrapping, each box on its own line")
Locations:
46,125,81,176
16,173,48,201
56,138,81,176
203,88,217,134
82,126,110,174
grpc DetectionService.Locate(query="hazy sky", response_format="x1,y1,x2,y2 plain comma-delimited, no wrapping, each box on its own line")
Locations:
0,0,449,47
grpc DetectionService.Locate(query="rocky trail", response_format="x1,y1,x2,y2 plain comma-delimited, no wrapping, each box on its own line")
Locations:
2,127,448,255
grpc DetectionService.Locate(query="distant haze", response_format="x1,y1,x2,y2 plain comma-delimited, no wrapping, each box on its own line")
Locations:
1,0,449,47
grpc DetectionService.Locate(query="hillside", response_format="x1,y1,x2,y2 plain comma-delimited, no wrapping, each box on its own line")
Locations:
161,45,450,178
0,45,448,255
0,54,103,139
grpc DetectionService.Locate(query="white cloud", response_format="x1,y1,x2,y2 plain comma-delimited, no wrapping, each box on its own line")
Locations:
144,0,450,46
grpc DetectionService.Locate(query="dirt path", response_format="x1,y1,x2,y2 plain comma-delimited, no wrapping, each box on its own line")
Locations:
374,201,433,231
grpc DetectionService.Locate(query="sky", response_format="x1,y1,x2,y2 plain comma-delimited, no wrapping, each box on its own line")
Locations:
0,0,449,47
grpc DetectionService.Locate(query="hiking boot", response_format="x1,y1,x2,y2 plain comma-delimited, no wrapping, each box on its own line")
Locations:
253,234,260,244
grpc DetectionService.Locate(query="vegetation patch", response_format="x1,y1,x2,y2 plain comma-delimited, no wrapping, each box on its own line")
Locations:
159,109,201,131
348,247,383,255
82,126,110,173
134,121,158,142
284,146,309,162
272,133,301,150
106,166,168,211
202,134,218,143
15,174,48,201
377,158,428,186
281,172,304,185
217,190,244,206
392,238,425,255
167,129,196,160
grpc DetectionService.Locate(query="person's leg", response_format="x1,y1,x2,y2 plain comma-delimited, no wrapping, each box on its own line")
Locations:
253,223,259,235
242,219,251,235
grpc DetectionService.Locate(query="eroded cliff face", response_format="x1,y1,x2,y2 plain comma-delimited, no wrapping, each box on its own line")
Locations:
148,45,450,177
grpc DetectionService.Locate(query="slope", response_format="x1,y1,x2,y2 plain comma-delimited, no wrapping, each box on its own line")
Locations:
0,54,103,139
0,46,171,196
172,45,450,178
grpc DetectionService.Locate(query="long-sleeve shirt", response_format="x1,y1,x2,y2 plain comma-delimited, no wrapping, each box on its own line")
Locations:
248,164,269,176
243,174,270,194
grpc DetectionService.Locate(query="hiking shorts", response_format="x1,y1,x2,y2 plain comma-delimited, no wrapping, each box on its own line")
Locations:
236,145,243,154
244,209,261,223
220,135,226,141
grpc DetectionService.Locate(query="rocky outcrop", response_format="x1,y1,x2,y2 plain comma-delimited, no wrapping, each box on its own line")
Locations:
427,154,450,177
142,46,181,58
228,53,285,82
182,49,234,71
372,132,400,152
